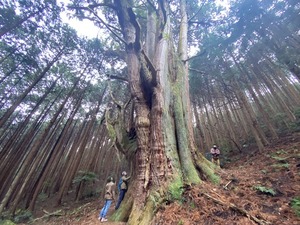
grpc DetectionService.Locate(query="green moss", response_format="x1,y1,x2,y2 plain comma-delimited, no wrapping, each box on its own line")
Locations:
110,196,133,222
168,177,184,201
205,168,220,184
162,32,170,40
106,123,116,139
149,191,163,208
197,153,220,183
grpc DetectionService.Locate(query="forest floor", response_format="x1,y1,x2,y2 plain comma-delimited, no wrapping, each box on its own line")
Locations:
17,133,300,225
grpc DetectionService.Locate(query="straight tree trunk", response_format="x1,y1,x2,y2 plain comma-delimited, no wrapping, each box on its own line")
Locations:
0,48,65,128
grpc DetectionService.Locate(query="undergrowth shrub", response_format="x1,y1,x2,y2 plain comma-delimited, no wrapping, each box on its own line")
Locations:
291,107,300,132
291,197,300,217
13,210,32,223
254,186,276,196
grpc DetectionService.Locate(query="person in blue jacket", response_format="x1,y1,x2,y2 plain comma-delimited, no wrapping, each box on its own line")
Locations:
115,171,130,210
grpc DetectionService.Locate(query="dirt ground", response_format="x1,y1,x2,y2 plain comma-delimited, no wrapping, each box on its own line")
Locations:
20,133,300,225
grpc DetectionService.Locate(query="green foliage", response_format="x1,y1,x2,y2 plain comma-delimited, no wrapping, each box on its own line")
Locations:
13,210,32,223
273,113,291,134
37,192,48,202
254,186,276,196
271,163,289,169
168,178,184,202
83,190,97,198
0,220,16,225
189,201,196,209
290,107,300,132
275,149,288,155
72,171,97,184
291,197,300,217
271,156,289,162
178,219,184,225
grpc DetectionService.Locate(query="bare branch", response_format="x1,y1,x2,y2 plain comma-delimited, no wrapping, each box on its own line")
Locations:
189,68,205,74
184,50,207,62
106,74,128,83
86,6,126,45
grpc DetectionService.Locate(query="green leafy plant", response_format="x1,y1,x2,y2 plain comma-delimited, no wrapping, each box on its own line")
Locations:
0,220,16,225
271,156,289,162
291,197,300,217
38,192,48,202
271,163,289,169
13,210,32,223
72,171,97,184
178,219,184,225
167,179,184,203
189,201,196,209
254,186,276,196
290,107,300,132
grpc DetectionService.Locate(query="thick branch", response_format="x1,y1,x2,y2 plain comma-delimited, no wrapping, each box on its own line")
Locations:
106,74,128,83
68,3,116,11
184,50,207,62
141,50,157,85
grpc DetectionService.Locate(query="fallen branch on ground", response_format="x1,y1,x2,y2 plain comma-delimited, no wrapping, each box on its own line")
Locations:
202,192,271,225
31,209,64,222
223,180,232,190
69,202,92,215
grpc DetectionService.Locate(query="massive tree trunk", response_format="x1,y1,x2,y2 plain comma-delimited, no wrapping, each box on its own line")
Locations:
111,1,217,224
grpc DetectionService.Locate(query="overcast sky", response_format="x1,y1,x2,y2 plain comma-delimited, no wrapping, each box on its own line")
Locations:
59,0,100,38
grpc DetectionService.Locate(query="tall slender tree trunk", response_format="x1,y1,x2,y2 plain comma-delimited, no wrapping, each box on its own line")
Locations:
0,48,64,128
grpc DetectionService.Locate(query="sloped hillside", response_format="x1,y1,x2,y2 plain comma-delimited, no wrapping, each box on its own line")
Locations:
155,133,300,225
13,133,300,225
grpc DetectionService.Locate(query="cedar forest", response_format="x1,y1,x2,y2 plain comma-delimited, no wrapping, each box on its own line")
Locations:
0,0,299,225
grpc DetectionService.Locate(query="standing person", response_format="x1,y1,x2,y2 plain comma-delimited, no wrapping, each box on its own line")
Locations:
115,171,131,210
98,176,116,222
210,144,221,167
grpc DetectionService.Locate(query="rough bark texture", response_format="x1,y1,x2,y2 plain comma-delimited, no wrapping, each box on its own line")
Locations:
111,1,217,224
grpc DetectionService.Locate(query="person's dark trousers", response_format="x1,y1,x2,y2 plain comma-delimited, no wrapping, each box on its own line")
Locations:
115,189,126,210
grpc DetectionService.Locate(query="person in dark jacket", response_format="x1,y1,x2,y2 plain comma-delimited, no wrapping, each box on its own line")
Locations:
210,144,221,167
98,176,116,222
115,171,130,210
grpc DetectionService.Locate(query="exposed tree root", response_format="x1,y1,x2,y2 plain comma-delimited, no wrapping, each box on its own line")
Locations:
201,192,271,225
69,202,91,215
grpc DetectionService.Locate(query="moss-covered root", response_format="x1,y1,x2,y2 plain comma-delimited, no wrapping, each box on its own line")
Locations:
126,190,165,225
110,196,133,222
195,154,220,184
127,200,155,225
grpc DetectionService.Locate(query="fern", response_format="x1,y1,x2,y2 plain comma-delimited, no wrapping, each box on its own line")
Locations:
291,197,300,217
254,186,276,196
